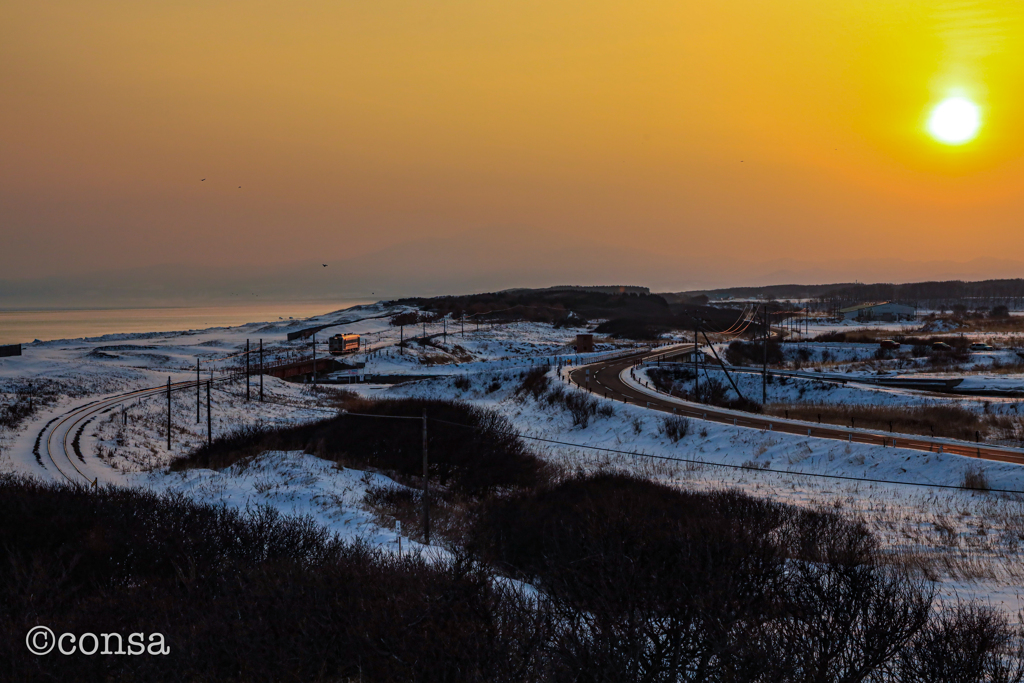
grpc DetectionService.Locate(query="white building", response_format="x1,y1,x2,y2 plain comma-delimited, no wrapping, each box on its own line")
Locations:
838,302,916,322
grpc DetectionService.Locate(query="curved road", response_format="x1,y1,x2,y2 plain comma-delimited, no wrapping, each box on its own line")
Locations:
568,347,1024,467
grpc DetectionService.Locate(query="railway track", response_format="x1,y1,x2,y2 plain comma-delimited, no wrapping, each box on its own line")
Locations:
35,374,244,484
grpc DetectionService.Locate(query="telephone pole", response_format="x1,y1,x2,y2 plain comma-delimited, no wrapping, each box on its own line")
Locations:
206,380,212,445
246,339,250,401
422,410,430,546
196,359,200,423
259,338,264,402
166,376,171,450
693,321,699,401
762,306,768,405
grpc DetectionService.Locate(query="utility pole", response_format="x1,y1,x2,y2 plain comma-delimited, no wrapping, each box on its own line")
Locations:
422,410,430,546
400,325,404,354
259,338,264,402
443,316,446,341
206,380,212,445
246,339,250,401
312,332,317,384
166,376,171,450
196,359,200,423
461,315,465,337
694,321,699,401
762,306,768,405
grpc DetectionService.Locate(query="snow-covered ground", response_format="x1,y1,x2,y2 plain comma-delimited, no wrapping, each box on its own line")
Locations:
4,302,1024,615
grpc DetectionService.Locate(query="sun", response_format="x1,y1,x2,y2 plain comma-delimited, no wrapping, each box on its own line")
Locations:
927,97,981,145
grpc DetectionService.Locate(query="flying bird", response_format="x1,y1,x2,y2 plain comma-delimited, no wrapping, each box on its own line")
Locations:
322,264,328,267
201,178,205,181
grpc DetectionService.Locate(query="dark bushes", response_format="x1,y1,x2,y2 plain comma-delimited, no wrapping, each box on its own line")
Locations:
725,339,784,366
466,473,956,681
173,398,547,496
515,366,550,400
0,474,543,682
4,472,1021,682
648,369,763,413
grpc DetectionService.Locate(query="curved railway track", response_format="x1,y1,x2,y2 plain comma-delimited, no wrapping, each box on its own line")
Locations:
36,375,243,484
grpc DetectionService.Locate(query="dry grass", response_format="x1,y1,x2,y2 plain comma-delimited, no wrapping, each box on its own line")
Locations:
766,402,1021,443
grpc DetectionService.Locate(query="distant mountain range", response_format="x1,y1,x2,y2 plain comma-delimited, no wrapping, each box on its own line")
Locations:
2,227,1022,308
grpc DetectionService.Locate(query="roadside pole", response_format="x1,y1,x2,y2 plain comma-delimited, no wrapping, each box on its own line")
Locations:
246,339,251,401
312,332,317,385
259,339,264,402
762,307,768,405
694,322,699,401
422,410,430,546
166,377,171,450
206,380,212,445
196,359,201,423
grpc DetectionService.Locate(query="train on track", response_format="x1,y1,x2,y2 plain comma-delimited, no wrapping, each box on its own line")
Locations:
328,333,360,355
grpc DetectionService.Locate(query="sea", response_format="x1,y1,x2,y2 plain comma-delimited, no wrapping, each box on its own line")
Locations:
0,300,373,346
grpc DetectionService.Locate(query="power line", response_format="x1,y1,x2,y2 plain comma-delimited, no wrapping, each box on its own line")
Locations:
203,385,1024,496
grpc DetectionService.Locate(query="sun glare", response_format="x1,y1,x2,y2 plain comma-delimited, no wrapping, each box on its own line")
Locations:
927,97,981,145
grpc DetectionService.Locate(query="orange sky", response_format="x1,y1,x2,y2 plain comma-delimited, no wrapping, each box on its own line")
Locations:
2,0,1024,284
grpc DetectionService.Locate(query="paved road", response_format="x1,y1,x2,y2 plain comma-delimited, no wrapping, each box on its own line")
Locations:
567,347,1024,467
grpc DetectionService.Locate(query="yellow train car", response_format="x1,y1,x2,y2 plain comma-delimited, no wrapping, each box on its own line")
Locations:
328,333,360,355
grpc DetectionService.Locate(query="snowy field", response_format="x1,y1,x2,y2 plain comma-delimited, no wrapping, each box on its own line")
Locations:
4,302,1024,615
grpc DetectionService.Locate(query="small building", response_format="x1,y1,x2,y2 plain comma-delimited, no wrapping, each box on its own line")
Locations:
575,334,594,353
838,302,916,322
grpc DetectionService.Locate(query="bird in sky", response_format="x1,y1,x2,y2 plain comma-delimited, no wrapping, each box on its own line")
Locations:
201,178,205,181
322,264,328,267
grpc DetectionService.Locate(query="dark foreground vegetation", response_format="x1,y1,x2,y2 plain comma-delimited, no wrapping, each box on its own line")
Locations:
3,472,1022,682
172,397,548,496
648,366,763,413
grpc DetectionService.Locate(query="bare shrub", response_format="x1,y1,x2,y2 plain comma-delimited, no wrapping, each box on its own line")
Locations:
564,392,598,428
452,375,471,391
962,465,991,492
515,366,550,400
660,415,690,442
630,416,643,435
895,601,1024,682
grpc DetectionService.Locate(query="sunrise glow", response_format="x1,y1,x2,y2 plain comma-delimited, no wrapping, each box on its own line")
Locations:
927,97,981,145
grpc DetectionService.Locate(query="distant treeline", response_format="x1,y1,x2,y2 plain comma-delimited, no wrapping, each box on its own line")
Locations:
400,289,745,339
674,278,1024,311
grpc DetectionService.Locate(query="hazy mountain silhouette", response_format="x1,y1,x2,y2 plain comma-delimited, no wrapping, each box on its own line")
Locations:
1,228,1022,307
